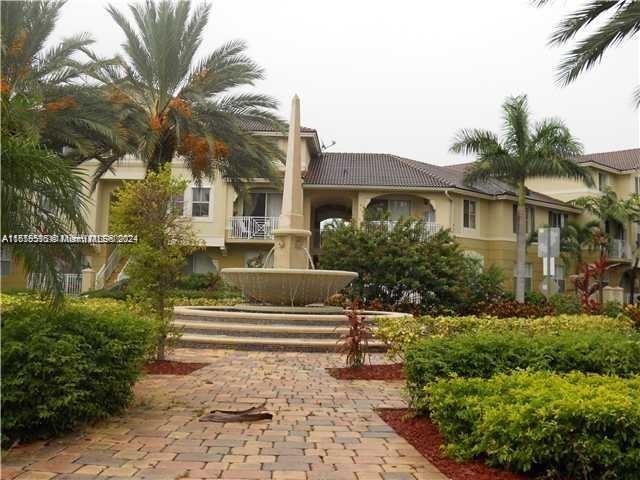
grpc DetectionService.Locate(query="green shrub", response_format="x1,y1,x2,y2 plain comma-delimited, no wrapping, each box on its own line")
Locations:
405,329,640,411
480,299,555,318
318,218,504,314
427,371,640,479
375,313,634,360
602,300,624,318
1,294,153,446
549,293,582,314
176,272,220,290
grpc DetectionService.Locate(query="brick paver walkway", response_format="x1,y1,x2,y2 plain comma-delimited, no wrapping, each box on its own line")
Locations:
2,349,448,480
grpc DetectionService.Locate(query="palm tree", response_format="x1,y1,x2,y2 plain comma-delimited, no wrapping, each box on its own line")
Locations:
450,94,592,302
89,0,284,188
1,1,121,299
535,0,640,105
1,92,89,301
1,1,130,165
560,219,601,274
575,188,640,302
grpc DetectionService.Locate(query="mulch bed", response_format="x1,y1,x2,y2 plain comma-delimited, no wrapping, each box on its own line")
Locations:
327,363,405,380
144,360,208,375
376,408,530,480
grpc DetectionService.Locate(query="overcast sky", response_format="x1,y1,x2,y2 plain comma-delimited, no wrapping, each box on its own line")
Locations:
53,0,639,166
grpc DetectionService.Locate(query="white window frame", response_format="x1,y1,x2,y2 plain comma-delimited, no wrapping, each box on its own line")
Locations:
463,199,477,230
190,185,212,220
171,191,185,216
549,211,567,229
512,205,535,234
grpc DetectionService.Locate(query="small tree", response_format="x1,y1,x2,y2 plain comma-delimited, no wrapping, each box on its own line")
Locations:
111,165,201,360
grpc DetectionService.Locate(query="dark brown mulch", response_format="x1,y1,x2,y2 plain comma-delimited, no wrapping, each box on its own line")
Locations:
376,408,530,480
327,363,405,380
143,360,208,375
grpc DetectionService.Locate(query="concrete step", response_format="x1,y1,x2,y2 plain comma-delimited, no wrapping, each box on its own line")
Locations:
174,319,351,339
174,311,382,328
177,333,387,352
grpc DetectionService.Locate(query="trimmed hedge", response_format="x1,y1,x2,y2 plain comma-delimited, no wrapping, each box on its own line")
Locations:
405,329,640,411
375,313,634,360
1,294,153,446
427,371,640,479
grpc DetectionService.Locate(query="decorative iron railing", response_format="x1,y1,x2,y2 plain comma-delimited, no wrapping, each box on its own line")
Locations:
228,216,279,240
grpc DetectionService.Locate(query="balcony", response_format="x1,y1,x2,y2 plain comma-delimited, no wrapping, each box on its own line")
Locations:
228,216,279,240
608,238,632,260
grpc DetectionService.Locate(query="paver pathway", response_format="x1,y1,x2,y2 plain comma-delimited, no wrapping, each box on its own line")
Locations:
2,349,448,480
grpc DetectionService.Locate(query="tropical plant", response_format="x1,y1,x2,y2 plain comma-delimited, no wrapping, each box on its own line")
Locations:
1,0,129,165
450,94,592,302
90,0,284,188
559,219,600,274
110,165,202,360
535,0,640,106
0,1,128,299
338,300,370,368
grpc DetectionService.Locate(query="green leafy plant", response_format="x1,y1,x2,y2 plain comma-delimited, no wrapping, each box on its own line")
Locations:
480,299,555,318
375,313,633,361
548,293,582,314
110,165,201,360
427,371,640,479
176,273,221,291
1,294,153,446
319,219,503,314
405,329,640,412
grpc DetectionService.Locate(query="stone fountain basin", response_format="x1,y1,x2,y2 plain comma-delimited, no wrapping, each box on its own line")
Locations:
221,268,358,306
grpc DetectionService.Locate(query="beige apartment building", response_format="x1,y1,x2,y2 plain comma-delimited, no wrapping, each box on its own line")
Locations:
3,121,639,300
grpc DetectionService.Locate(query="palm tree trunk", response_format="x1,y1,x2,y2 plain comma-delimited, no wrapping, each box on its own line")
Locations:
515,183,527,303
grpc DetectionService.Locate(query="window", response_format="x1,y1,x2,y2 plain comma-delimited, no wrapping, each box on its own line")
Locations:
368,199,411,220
598,172,608,191
0,247,10,277
554,264,565,294
184,251,217,274
635,177,640,194
191,187,210,217
512,205,535,233
463,199,476,229
170,192,184,216
513,263,533,292
548,211,567,228
424,200,436,223
244,192,282,218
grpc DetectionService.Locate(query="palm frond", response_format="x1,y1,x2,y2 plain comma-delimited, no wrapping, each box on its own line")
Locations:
501,94,530,157
554,1,640,85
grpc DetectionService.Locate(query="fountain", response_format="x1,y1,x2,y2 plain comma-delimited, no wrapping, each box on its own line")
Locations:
221,95,358,307
174,97,403,351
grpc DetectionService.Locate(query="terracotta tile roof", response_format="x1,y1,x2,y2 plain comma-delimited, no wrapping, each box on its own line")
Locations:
237,118,316,133
576,148,640,171
305,152,572,208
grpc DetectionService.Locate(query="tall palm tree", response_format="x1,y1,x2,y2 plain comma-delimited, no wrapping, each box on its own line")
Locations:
1,1,121,299
90,0,284,188
450,94,592,302
535,0,640,105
